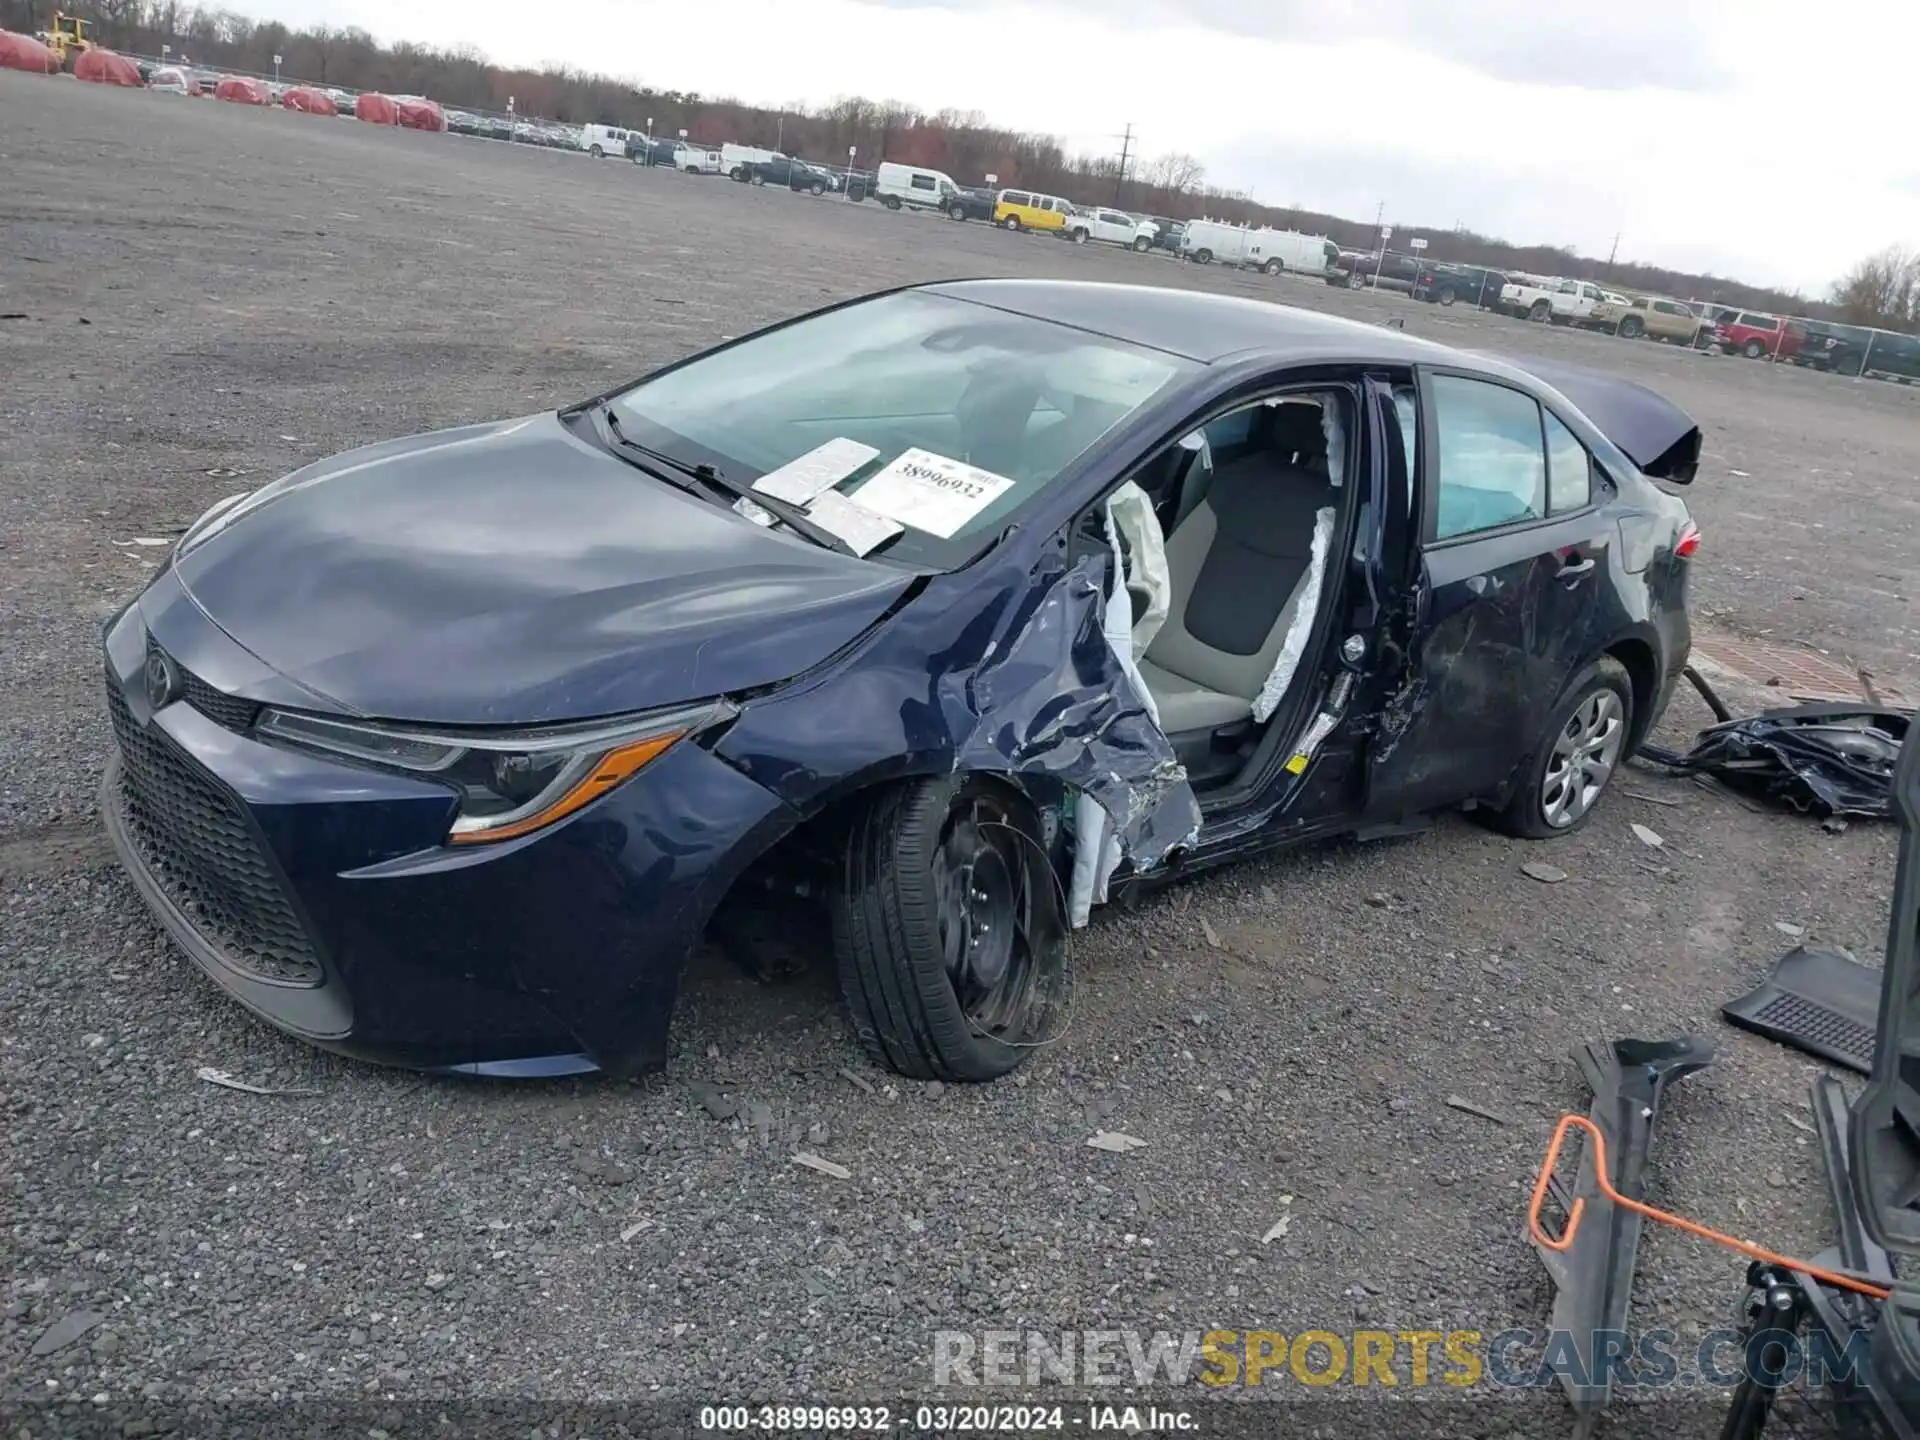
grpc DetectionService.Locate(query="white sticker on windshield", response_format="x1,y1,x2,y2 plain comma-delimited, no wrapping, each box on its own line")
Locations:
805,490,903,557
732,496,777,527
751,437,880,506
851,448,1015,539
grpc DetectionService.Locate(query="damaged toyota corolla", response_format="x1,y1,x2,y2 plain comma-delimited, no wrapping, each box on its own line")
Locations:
103,281,1703,1082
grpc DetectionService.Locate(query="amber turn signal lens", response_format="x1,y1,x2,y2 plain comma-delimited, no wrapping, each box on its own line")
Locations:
447,731,683,845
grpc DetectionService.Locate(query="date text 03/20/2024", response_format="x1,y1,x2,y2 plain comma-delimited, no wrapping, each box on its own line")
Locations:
697,1404,1195,1432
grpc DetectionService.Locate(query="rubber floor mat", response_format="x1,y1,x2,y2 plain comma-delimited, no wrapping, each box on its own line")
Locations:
1721,945,1881,1074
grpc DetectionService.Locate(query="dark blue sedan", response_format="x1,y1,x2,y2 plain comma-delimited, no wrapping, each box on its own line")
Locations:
102,281,1702,1082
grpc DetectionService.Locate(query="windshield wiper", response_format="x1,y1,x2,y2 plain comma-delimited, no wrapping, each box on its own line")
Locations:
595,404,877,558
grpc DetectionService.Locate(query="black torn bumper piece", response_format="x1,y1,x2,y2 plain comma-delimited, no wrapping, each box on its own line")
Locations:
1533,1035,1714,1421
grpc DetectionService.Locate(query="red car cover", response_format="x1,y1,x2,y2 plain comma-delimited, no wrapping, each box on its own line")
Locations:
397,98,445,132
355,92,399,125
281,85,337,116
74,47,143,86
0,30,58,73
214,75,269,105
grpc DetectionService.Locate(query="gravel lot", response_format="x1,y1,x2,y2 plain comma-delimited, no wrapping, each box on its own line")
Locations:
3,74,1917,1436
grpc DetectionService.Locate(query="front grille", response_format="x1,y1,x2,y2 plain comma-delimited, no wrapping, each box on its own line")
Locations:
147,636,260,733
107,674,323,987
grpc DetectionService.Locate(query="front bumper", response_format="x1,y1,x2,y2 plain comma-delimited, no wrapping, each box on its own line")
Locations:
101,572,794,1075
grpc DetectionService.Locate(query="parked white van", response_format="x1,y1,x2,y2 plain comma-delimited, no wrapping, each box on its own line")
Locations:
721,144,779,181
1181,220,1339,276
579,123,634,159
875,161,959,212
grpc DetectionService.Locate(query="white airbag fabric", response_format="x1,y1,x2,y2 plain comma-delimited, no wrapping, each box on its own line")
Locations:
1105,479,1169,654
1251,505,1335,724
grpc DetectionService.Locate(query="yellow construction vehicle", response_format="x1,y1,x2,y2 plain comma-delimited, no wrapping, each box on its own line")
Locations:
34,12,95,68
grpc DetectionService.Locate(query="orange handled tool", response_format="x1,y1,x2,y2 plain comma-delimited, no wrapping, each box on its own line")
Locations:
1527,1112,1892,1302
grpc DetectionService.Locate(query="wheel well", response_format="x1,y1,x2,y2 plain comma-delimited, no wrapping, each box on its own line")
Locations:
1605,637,1659,750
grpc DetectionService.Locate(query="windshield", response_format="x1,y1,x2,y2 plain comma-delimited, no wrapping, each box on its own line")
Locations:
608,291,1193,566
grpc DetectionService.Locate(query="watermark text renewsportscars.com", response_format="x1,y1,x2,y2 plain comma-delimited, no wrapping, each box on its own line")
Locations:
932,1326,1869,1390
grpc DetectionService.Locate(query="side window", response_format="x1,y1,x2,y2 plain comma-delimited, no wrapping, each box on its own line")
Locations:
1430,375,1547,540
1201,407,1257,455
1391,386,1418,479
911,173,934,191
1543,412,1593,514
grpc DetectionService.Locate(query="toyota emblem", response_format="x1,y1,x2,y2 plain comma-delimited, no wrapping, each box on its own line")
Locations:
144,648,180,711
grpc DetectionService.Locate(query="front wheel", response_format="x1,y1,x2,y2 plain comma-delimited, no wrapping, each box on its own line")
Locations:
1001,214,1020,229
750,172,766,186
947,203,967,221
1743,339,1768,358
1069,228,1088,244
834,777,1066,1082
883,195,903,210
1131,234,1149,251
589,145,604,159
1195,248,1213,264
810,180,826,195
1495,658,1633,839
1436,286,1457,306
1263,258,1282,275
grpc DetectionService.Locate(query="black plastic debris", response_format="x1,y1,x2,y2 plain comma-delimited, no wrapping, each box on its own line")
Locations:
1640,693,1909,820
1533,1035,1714,1422
1722,946,1880,1074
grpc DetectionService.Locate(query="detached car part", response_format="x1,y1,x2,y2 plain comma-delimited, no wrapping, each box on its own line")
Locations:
1641,700,1909,819
1531,1035,1714,1420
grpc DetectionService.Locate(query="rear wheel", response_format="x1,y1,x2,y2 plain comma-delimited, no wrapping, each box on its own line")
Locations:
1263,258,1282,275
750,171,766,186
810,180,826,195
1070,228,1088,244
1618,315,1644,339
589,144,604,159
1001,214,1020,229
1131,234,1150,251
1495,658,1633,839
1436,285,1457,306
1529,299,1552,322
1743,338,1768,358
834,777,1066,1082
1195,248,1213,264
884,195,903,211
947,202,967,221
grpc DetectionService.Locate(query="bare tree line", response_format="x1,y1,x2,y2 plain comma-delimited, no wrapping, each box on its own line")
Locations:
5,0,1909,329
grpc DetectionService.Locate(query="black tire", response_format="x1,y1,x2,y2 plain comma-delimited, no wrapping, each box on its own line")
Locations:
1195,248,1213,264
1263,258,1282,276
1618,316,1644,339
1131,234,1149,251
589,145,604,159
1743,339,1767,359
1346,271,1363,288
1001,214,1020,229
1529,299,1552,323
750,171,766,186
884,195,903,211
1070,228,1088,244
1493,657,1634,839
834,776,1065,1082
810,180,826,196
1436,285,1457,306
946,202,967,221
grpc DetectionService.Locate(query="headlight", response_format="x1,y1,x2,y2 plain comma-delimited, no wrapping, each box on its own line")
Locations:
255,699,737,845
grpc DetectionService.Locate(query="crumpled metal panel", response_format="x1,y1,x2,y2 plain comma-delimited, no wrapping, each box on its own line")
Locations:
1641,701,1909,818
946,548,1200,871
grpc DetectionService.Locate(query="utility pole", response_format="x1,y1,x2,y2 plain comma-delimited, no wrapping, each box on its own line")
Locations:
1113,121,1133,205
1607,232,1620,274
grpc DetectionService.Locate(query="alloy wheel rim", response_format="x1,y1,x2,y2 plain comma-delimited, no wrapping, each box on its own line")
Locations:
1540,690,1625,828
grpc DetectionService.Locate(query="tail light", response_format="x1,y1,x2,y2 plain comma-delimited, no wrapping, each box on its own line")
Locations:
1674,520,1702,558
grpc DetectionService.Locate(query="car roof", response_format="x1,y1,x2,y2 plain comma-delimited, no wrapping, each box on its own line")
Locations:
922,278,1473,369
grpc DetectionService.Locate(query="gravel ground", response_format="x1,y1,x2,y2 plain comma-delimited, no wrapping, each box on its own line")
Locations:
3,74,1918,1437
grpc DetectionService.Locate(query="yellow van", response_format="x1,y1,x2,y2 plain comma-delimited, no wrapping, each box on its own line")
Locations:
993,189,1073,233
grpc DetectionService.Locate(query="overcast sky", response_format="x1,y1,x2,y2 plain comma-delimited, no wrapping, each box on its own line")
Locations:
246,0,1916,293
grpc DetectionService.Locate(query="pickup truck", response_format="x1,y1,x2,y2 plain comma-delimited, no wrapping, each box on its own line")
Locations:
941,186,997,222
1499,276,1617,328
750,155,833,194
1064,207,1157,250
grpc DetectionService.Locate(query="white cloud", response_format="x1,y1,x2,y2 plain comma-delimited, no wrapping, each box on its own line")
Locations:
242,0,1920,293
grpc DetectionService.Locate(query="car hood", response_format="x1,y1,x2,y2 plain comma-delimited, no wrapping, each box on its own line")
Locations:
171,413,915,724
